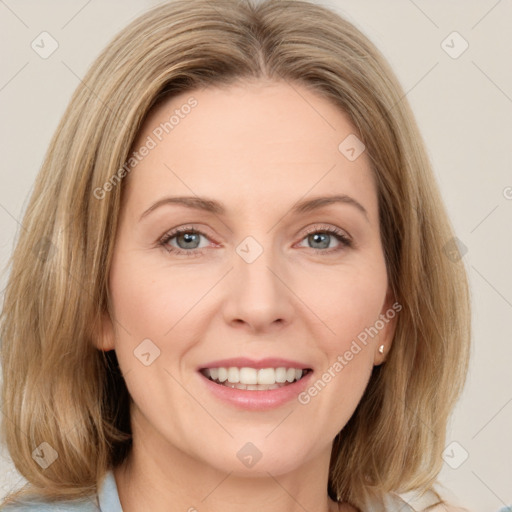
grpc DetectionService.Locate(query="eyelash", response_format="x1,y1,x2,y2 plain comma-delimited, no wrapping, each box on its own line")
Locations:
158,224,352,258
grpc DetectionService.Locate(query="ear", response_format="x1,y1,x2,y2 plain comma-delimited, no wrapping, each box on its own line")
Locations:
373,287,400,366
92,310,116,352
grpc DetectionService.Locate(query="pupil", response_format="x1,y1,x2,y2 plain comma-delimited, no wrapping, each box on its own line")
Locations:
178,232,199,248
310,233,329,249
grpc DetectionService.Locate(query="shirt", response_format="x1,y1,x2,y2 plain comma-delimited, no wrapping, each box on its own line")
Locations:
0,471,121,511
0,470,474,511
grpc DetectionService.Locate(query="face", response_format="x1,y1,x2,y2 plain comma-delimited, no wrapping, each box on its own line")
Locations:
98,80,396,478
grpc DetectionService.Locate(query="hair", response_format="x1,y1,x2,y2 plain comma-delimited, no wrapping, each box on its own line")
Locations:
0,0,471,509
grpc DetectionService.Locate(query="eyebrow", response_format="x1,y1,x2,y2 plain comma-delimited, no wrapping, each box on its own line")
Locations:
139,194,369,222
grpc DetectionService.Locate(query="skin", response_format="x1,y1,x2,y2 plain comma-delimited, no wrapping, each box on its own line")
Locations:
96,79,397,512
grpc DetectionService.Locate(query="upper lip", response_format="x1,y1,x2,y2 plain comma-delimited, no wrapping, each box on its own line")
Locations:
198,357,313,371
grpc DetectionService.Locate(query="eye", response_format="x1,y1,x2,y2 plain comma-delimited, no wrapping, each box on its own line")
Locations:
158,224,352,257
159,226,214,257
296,224,352,254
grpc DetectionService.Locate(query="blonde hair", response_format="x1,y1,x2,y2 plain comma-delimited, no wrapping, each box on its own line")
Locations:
0,0,471,508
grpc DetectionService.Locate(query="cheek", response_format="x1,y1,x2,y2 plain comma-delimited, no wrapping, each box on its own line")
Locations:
109,252,207,337
303,260,388,347
107,250,222,388
298,269,385,426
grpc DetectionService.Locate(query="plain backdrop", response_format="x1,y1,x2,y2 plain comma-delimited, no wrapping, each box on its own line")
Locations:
0,1,511,511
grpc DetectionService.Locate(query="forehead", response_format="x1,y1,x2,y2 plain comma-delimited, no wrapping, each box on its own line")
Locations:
123,80,377,221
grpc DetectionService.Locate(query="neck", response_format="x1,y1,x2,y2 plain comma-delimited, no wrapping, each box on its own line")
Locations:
113,411,346,512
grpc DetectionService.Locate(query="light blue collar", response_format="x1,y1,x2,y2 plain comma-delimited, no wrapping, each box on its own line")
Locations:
98,470,123,512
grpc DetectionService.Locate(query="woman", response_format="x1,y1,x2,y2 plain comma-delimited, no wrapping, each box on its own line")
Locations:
0,0,471,510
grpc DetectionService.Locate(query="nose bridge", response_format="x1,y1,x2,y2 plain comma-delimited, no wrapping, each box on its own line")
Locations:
224,234,293,330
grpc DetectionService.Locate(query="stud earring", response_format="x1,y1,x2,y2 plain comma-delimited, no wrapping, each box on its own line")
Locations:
378,344,384,354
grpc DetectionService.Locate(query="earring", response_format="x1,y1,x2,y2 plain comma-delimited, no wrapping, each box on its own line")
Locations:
378,344,384,354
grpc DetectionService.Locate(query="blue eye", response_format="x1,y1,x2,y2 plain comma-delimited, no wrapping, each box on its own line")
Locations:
159,224,352,257
160,227,211,257
297,226,352,253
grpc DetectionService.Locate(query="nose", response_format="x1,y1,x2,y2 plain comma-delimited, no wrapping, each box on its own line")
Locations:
221,241,294,334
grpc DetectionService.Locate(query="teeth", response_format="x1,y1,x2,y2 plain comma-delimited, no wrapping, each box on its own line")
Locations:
227,367,239,383
239,367,258,385
223,382,281,390
275,367,287,383
202,366,307,386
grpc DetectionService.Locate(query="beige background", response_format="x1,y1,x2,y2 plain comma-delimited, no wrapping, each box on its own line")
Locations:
1,1,511,510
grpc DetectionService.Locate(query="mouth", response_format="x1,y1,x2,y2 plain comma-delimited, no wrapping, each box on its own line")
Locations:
199,366,313,391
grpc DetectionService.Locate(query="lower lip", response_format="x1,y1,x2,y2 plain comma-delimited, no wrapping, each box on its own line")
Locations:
198,371,314,411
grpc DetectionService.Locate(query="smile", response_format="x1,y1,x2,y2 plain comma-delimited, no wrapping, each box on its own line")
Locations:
198,361,315,410
200,366,312,390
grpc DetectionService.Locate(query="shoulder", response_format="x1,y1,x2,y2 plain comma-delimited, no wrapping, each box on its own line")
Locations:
0,469,117,512
0,496,99,512
424,505,472,512
390,489,472,512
